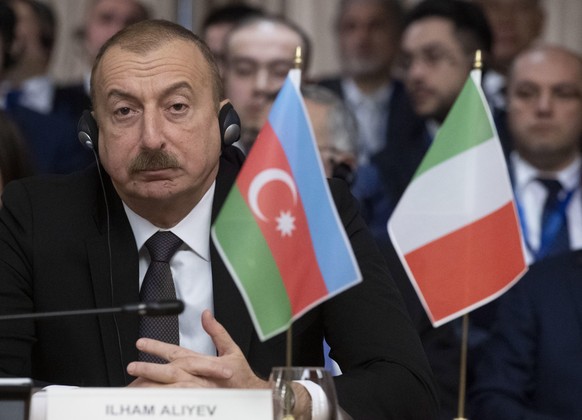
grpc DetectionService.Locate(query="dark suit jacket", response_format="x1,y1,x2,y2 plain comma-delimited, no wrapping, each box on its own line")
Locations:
470,251,582,419
0,146,439,419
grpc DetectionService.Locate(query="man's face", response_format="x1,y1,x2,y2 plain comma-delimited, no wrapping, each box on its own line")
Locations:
223,21,301,152
477,0,543,71
92,39,222,211
304,97,356,178
84,0,145,60
203,22,233,73
337,0,399,79
508,48,582,171
401,17,472,122
11,0,44,63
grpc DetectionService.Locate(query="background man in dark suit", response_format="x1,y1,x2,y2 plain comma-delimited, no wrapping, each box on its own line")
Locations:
0,19,439,419
318,0,425,241
469,249,582,419
505,45,582,264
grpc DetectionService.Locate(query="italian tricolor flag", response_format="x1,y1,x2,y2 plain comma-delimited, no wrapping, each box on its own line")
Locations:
388,70,527,327
212,70,361,341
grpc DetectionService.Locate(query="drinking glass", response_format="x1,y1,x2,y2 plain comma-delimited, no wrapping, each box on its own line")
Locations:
269,367,339,420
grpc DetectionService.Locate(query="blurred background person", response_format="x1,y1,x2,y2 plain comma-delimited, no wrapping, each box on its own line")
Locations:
222,14,311,154
474,0,545,109
318,0,424,242
2,0,55,114
468,46,582,420
471,43,582,407
201,2,263,74
0,0,90,174
302,83,358,184
56,0,150,115
506,44,582,264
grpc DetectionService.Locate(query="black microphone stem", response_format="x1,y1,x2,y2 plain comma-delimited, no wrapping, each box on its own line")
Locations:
0,300,184,321
0,306,124,321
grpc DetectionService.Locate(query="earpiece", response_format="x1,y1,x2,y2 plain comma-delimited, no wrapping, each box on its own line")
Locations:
218,102,241,146
77,110,99,151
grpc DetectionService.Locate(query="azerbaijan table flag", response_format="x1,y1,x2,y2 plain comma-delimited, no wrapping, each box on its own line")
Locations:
212,70,361,341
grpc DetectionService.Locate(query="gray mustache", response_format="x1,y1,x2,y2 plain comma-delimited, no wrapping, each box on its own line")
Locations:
129,149,179,174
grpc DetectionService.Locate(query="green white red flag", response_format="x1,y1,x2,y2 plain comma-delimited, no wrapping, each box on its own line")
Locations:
212,70,361,341
388,70,528,327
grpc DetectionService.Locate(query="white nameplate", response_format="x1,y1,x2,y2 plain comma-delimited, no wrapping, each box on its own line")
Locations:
46,388,272,420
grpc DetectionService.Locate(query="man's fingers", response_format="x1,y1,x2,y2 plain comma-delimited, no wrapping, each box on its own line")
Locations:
130,338,233,382
136,338,189,362
201,310,237,356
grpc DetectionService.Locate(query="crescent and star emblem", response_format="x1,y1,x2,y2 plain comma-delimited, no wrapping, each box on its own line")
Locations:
248,168,298,237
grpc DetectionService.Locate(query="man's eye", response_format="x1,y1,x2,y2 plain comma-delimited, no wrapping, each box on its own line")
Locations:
170,103,188,112
514,88,537,100
233,65,254,77
115,107,132,116
554,88,582,100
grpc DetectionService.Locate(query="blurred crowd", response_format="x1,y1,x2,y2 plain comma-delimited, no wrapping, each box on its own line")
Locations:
1,0,581,418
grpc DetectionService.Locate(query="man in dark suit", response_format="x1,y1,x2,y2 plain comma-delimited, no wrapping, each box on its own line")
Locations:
468,45,582,419
469,250,582,419
0,19,439,419
505,45,582,264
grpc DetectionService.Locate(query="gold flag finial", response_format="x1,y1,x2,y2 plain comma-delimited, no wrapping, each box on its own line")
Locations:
294,46,302,69
474,49,482,70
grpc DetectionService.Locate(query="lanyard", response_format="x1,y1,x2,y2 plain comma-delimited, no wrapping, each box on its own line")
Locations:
515,186,576,260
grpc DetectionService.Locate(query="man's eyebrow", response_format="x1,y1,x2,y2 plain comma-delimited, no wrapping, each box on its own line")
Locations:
160,81,195,98
229,56,293,67
107,89,138,103
106,82,194,103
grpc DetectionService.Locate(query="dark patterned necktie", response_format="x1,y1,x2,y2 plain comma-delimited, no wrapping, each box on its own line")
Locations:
138,231,183,363
538,178,570,259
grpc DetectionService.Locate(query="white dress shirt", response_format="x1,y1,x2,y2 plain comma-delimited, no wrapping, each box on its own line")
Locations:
511,153,582,264
123,182,328,418
124,182,216,356
0,75,55,114
342,78,392,165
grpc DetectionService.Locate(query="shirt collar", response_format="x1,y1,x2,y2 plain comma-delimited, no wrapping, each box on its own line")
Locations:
341,78,393,107
511,152,582,192
123,182,216,261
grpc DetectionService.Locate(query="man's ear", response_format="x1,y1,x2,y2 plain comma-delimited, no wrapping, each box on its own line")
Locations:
218,100,241,146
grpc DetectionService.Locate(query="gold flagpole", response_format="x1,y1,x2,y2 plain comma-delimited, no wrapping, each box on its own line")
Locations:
285,45,303,371
454,50,483,420
282,46,303,420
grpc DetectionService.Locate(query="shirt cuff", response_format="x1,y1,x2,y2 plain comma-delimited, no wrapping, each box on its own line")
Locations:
295,379,330,420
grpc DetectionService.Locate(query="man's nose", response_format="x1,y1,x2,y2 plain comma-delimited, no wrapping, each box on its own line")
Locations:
253,68,271,92
140,111,163,148
535,91,553,115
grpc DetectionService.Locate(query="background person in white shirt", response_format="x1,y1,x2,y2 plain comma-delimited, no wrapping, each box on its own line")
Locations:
507,44,582,263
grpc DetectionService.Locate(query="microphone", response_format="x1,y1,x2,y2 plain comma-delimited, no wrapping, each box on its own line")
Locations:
0,299,184,321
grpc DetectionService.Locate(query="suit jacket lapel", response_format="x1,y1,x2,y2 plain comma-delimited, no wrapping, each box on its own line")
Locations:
88,170,139,385
210,147,254,356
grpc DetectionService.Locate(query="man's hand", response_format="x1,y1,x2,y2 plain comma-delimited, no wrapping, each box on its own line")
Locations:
127,310,267,389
